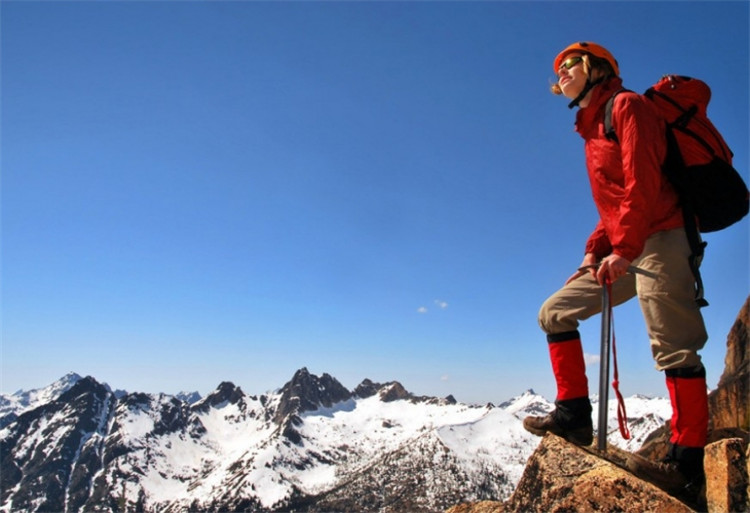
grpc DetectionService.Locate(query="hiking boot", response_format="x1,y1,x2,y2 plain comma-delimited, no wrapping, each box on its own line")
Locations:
625,453,689,494
523,411,593,446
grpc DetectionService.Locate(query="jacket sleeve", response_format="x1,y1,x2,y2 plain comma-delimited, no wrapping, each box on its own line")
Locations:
608,93,667,261
585,220,612,259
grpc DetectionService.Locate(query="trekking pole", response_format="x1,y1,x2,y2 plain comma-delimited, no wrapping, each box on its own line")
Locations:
597,276,612,452
577,265,658,452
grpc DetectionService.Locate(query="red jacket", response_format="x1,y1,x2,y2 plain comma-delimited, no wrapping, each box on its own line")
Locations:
576,77,683,262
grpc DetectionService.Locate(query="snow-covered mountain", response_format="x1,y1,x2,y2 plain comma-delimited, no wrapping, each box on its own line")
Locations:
0,372,84,428
0,369,671,513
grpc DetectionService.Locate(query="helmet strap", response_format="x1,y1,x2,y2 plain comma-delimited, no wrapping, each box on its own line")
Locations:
567,76,605,109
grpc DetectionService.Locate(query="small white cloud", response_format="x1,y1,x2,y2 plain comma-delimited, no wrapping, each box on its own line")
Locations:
440,375,450,382
584,353,600,366
418,300,448,314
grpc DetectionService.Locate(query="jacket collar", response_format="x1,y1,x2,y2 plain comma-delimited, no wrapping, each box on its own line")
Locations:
575,76,624,134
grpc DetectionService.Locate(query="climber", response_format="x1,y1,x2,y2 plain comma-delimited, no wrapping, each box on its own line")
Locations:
522,41,709,494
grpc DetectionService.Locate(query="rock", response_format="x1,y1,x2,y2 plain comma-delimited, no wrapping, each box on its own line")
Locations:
710,296,749,432
704,437,749,513
380,381,411,402
502,434,693,513
353,378,381,398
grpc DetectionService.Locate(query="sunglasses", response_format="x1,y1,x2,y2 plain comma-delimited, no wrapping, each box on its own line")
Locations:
558,56,584,75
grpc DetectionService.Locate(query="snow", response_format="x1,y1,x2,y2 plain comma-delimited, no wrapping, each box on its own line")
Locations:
438,407,538,485
299,396,486,467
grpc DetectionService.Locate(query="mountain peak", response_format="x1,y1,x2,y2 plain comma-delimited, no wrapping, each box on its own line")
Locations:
193,381,245,412
59,371,84,386
14,372,83,402
378,381,411,402
353,378,380,398
59,375,109,401
0,372,90,429
274,368,352,425
498,389,552,418
353,378,412,401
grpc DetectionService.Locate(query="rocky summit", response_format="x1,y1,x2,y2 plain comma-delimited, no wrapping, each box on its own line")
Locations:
448,295,750,513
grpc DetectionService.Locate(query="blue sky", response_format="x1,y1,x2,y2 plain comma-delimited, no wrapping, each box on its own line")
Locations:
1,1,748,405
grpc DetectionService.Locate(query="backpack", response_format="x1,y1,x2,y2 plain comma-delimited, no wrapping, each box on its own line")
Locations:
604,75,749,307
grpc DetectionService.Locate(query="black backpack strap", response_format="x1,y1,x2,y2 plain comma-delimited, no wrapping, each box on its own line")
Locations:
663,128,709,307
682,203,709,307
603,89,631,142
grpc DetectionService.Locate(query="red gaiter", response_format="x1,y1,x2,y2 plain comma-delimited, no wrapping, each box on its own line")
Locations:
548,332,589,401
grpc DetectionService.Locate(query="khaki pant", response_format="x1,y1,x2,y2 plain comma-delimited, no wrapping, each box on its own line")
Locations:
538,228,707,371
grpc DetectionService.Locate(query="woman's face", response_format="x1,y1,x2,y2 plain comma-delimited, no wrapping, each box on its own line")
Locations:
557,53,587,100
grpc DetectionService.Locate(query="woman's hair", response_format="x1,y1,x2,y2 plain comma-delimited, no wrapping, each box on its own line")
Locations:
550,53,617,95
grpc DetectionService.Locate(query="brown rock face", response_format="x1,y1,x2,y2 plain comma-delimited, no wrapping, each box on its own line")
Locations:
710,297,749,431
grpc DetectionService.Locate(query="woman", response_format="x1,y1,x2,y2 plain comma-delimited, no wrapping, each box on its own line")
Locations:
523,41,709,495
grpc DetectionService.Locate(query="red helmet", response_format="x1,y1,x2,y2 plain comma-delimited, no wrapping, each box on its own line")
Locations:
553,41,620,76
